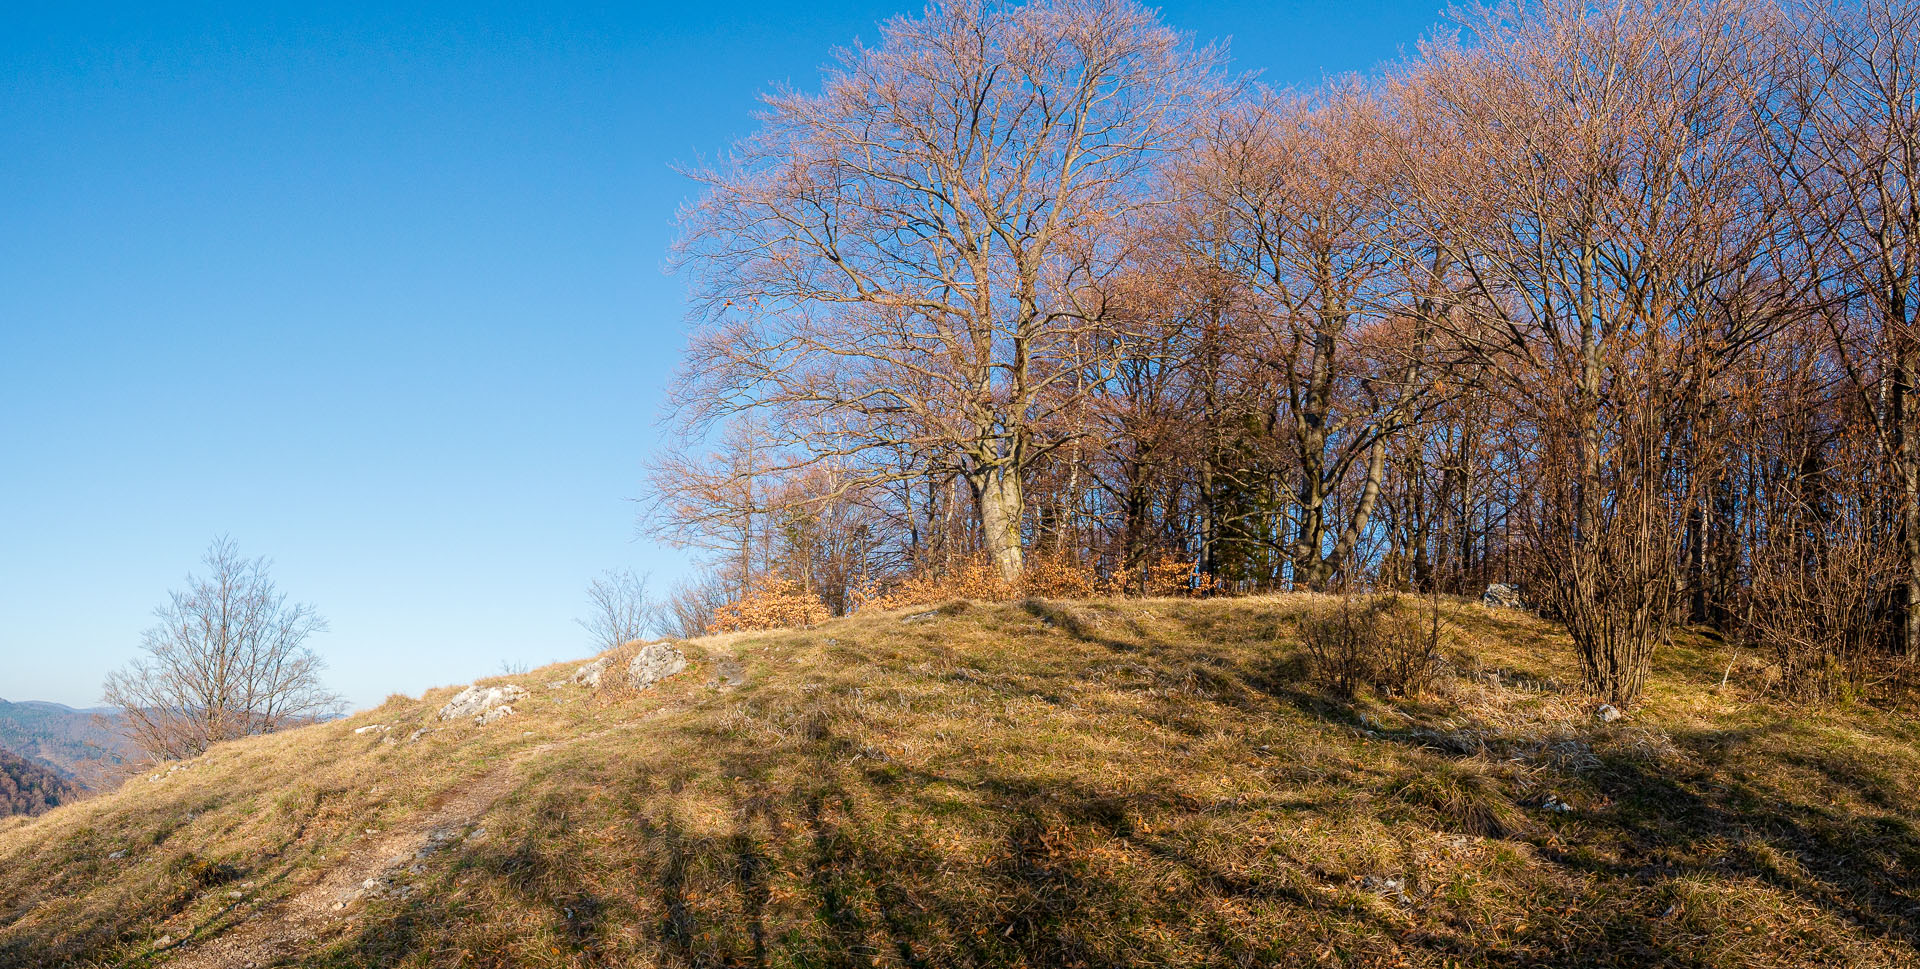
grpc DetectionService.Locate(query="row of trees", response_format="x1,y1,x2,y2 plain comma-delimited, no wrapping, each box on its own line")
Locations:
649,0,1919,706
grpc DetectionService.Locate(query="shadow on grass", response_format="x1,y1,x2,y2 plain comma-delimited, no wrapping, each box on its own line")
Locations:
32,600,1913,969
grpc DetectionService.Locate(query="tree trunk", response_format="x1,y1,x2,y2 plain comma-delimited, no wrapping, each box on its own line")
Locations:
1897,347,1920,658
970,465,1025,583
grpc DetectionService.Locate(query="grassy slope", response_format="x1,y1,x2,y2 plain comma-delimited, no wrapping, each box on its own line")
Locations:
1,596,1916,969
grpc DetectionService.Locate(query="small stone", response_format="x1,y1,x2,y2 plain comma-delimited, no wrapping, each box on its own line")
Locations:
901,611,938,624
352,724,386,735
155,934,172,948
475,704,517,725
108,850,127,860
1481,583,1526,609
705,657,748,691
1596,704,1623,723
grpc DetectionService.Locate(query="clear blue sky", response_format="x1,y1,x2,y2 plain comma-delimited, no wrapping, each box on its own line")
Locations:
1,1,1448,711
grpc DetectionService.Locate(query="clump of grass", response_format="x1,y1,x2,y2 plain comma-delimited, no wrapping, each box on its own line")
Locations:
1389,762,1526,839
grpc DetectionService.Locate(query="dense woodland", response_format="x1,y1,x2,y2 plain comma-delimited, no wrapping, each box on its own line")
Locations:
646,0,1920,707
0,748,73,819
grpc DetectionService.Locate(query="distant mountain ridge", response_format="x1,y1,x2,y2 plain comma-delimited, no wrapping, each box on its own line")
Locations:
0,698,138,791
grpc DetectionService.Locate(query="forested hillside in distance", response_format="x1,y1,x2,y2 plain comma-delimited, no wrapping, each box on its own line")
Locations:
0,746,74,818
0,699,134,791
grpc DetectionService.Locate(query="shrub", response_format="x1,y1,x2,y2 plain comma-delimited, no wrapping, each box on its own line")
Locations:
1299,594,1442,699
706,578,831,634
858,552,1213,610
857,558,1016,610
1738,524,1898,702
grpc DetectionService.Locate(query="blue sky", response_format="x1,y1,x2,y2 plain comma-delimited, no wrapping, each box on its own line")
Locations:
1,1,1448,711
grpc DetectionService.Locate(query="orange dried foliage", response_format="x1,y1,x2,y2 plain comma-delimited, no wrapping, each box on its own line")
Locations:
705,578,831,634
858,552,1211,611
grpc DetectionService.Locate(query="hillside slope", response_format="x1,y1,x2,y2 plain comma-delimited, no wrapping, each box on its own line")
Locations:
1,597,1916,968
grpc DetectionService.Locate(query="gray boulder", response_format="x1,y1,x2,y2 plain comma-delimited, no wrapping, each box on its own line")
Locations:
572,656,612,689
1481,583,1526,609
437,684,529,722
628,642,688,690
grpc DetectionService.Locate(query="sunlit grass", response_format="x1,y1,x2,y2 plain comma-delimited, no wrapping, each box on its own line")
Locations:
2,596,1916,968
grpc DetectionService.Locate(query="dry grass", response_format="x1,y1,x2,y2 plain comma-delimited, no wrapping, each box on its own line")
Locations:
2,595,1917,968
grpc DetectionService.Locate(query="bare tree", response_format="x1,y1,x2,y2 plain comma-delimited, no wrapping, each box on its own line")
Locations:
576,569,657,651
1399,0,1793,704
671,0,1225,582
1173,83,1445,590
661,574,734,640
102,538,338,762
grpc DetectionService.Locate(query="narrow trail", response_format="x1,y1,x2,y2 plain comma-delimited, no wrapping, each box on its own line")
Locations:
157,719,649,969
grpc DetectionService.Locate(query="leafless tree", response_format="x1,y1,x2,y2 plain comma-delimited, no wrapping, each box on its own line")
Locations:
577,569,657,651
661,574,734,640
671,0,1226,581
1172,83,1445,589
101,538,339,762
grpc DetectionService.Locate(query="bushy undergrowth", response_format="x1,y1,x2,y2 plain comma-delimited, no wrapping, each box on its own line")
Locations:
704,577,831,634
1301,594,1444,699
859,552,1207,610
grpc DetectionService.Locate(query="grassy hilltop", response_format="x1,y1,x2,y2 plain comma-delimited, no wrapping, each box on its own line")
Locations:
1,596,1917,968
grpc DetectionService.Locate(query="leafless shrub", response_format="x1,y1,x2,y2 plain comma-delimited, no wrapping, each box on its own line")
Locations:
1740,516,1899,701
577,569,656,652
1300,594,1442,699
662,574,732,640
101,538,340,762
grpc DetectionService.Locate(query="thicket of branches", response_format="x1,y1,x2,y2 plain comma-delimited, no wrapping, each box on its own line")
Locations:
652,0,1920,707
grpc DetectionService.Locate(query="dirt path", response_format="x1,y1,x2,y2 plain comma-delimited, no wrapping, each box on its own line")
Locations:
158,730,591,969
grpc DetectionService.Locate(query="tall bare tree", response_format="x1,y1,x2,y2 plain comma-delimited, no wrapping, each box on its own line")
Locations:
1174,84,1443,589
102,538,338,762
1775,0,1920,656
1400,0,1791,703
671,0,1224,581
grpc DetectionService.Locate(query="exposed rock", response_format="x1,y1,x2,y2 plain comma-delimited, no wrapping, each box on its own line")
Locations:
572,656,612,689
406,728,432,743
628,642,688,690
1595,703,1623,723
352,724,386,735
1481,583,1526,609
437,685,528,722
901,611,938,624
705,657,747,691
474,705,516,726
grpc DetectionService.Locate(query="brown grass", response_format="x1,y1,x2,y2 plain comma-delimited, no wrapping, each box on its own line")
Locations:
1,595,1917,968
